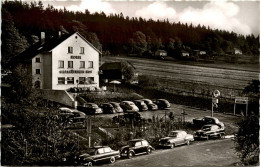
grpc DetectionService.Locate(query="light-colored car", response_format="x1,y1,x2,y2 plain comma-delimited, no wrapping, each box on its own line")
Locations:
159,130,194,148
59,107,74,117
120,101,139,112
193,116,224,129
110,102,123,113
141,99,158,110
77,103,103,115
133,100,148,111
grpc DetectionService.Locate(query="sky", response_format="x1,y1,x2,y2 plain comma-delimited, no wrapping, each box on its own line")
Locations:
37,0,260,36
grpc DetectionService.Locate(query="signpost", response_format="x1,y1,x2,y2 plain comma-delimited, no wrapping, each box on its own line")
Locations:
234,97,248,116
211,90,220,117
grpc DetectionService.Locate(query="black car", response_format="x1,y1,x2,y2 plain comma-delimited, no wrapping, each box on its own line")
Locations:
133,100,148,111
153,99,171,110
120,139,154,158
100,103,116,114
194,124,225,140
193,116,224,129
77,103,103,115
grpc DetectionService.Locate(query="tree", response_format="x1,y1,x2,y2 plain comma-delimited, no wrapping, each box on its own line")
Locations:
243,80,259,96
234,114,259,165
121,61,135,83
131,31,147,55
1,9,29,69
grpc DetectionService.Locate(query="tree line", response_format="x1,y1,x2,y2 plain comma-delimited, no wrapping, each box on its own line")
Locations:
2,0,259,69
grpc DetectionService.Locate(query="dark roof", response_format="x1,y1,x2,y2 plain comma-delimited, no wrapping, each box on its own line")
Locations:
16,32,101,64
100,62,122,70
100,61,136,70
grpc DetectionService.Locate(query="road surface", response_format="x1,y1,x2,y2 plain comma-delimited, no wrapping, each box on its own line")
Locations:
105,139,238,166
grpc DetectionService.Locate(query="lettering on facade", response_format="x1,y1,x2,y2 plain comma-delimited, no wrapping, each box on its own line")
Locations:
71,56,81,59
59,70,93,74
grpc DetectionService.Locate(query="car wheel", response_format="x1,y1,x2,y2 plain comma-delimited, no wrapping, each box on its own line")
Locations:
87,162,92,166
147,148,152,154
186,140,190,145
110,156,116,163
128,152,134,159
170,144,175,149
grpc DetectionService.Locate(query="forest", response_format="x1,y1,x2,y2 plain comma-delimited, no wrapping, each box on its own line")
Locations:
2,1,259,69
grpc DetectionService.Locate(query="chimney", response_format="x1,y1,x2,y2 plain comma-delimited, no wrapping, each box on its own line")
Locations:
40,32,45,44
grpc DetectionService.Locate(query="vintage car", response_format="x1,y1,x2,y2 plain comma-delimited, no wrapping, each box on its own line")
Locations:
110,102,124,113
193,116,224,129
120,139,154,159
100,103,116,114
194,124,225,140
133,100,148,111
58,107,74,117
112,112,145,126
141,99,158,110
120,101,139,112
77,103,103,115
76,146,120,166
153,99,171,110
159,130,194,148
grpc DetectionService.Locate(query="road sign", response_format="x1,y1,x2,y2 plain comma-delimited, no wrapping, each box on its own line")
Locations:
213,90,220,97
212,98,219,104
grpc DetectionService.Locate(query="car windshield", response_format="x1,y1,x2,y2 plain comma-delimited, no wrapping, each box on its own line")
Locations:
169,132,178,137
86,148,97,155
127,141,136,147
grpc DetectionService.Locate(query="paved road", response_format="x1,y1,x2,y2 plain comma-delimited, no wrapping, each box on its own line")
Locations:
105,139,238,166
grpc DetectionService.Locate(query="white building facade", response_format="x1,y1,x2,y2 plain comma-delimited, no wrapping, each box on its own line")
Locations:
31,32,100,90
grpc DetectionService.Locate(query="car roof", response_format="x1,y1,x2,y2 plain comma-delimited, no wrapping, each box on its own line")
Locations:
134,100,143,102
122,101,134,103
128,139,145,142
59,107,72,110
157,99,169,102
90,146,110,149
170,130,185,133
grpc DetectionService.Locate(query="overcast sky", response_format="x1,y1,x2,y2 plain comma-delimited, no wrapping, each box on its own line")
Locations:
38,0,259,36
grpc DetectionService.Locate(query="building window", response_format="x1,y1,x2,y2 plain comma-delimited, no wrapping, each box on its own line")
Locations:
36,69,41,74
68,46,73,53
68,61,73,68
80,47,84,54
58,77,65,84
67,77,74,84
87,77,94,84
79,77,86,84
35,57,41,63
88,61,93,68
80,61,85,68
58,60,64,68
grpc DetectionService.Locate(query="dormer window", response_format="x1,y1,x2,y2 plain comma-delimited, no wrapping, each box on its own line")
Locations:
68,47,73,53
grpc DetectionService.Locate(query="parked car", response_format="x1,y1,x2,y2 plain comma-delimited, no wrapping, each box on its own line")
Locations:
141,99,158,110
112,112,145,125
110,102,124,113
120,139,154,159
100,103,116,114
72,110,86,118
77,103,103,115
154,99,171,110
59,107,74,117
120,101,139,112
194,124,225,140
159,130,194,149
193,116,224,129
76,146,120,166
133,100,148,111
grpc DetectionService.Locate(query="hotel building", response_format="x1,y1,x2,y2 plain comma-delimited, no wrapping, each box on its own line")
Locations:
20,32,101,90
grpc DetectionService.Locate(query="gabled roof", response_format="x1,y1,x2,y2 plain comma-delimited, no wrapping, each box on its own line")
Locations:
16,32,101,63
